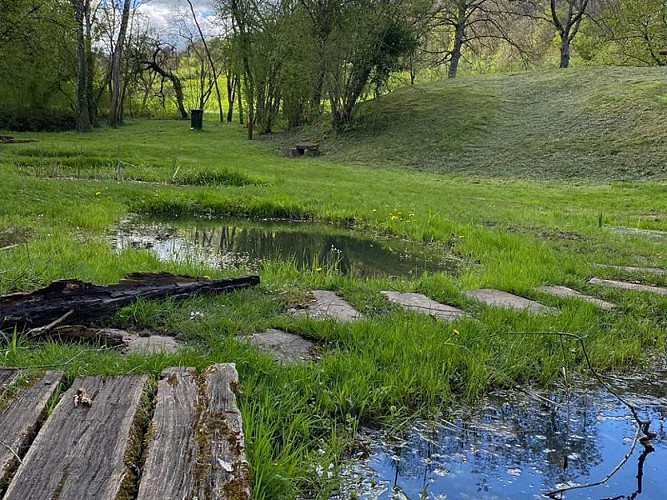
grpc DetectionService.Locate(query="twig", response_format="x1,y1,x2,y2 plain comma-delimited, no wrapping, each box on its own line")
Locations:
545,427,642,498
0,441,24,465
26,310,74,338
508,331,654,440
507,330,657,498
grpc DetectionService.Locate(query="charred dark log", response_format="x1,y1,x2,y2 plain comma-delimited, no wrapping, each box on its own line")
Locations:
0,272,259,332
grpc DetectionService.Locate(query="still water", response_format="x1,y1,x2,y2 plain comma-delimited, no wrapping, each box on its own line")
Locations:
342,375,667,499
113,219,457,278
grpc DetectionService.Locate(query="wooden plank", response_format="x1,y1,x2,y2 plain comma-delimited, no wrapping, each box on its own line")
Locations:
199,363,251,499
0,368,19,395
3,374,148,500
138,364,251,500
137,367,200,500
0,370,64,493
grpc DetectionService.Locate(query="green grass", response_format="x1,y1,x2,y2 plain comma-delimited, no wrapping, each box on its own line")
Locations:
1,67,667,498
283,66,667,181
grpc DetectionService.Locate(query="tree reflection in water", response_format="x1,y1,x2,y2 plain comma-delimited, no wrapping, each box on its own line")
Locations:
113,220,458,277
342,385,667,499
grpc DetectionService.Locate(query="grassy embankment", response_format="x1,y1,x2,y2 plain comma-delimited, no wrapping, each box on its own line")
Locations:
1,66,666,498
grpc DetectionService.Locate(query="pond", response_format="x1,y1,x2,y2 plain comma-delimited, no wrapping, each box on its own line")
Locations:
341,372,667,499
112,219,458,278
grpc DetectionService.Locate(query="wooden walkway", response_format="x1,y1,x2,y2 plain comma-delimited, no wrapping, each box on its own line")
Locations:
0,364,250,500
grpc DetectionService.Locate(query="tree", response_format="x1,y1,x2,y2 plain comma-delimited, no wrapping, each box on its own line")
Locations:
595,0,667,65
70,0,93,131
186,0,225,122
108,0,132,126
549,0,590,67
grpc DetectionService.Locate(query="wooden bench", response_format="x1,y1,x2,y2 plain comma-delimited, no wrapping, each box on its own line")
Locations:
290,142,320,157
0,364,251,499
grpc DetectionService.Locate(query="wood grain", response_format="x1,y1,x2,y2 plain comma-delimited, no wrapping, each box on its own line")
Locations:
136,367,200,500
0,368,18,395
3,374,148,500
0,370,64,493
199,363,251,500
138,364,251,500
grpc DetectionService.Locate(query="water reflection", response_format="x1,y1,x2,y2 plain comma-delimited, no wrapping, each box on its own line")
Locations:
342,382,667,499
113,220,457,278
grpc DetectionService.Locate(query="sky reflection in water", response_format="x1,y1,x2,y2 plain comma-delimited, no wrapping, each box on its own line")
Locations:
343,378,667,499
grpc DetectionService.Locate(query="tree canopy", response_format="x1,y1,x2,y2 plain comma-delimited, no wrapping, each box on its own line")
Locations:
0,0,664,132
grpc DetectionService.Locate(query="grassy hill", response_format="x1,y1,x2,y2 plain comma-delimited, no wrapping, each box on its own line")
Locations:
312,67,667,181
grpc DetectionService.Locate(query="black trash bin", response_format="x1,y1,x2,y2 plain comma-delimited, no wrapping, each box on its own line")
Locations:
190,108,203,130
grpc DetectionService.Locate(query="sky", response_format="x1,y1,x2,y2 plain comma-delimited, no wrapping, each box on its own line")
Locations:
135,0,222,38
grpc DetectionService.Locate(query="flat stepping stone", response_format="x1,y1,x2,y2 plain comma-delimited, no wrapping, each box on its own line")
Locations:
464,289,556,314
138,364,251,500
594,264,667,276
0,371,64,488
589,278,667,295
291,290,361,321
122,333,180,354
381,291,464,320
4,374,150,500
537,285,616,310
247,329,316,363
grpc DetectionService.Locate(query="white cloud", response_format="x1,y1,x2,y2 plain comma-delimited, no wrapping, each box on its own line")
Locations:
135,0,224,39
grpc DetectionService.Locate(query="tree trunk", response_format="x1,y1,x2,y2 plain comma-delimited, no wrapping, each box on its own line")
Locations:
72,0,92,132
559,35,570,68
237,74,244,124
143,60,188,119
187,0,224,122
448,8,466,79
0,273,259,332
226,72,236,122
108,0,132,126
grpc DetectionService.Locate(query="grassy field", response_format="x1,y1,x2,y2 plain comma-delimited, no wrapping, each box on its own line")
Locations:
1,67,667,498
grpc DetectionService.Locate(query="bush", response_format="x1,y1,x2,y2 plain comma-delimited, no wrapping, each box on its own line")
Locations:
0,107,76,132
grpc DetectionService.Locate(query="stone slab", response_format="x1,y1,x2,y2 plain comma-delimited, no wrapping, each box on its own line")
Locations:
588,278,667,295
537,285,616,310
464,289,556,314
291,290,361,321
381,291,464,320
594,264,667,276
122,333,180,355
247,329,316,363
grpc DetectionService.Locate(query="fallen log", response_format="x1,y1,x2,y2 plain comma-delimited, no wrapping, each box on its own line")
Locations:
0,272,259,332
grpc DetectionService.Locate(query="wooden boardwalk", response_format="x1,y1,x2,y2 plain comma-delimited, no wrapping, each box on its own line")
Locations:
0,364,250,500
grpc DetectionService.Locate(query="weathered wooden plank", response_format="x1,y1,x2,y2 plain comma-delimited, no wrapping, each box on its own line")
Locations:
0,368,19,395
0,370,64,493
137,364,251,500
3,374,148,500
198,363,251,499
0,272,260,332
137,367,200,500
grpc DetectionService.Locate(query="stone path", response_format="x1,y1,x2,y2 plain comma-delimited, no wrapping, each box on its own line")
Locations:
381,291,464,320
464,289,556,314
589,278,667,296
123,333,180,354
290,290,361,321
537,285,616,310
0,364,251,500
594,264,667,276
247,329,316,363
